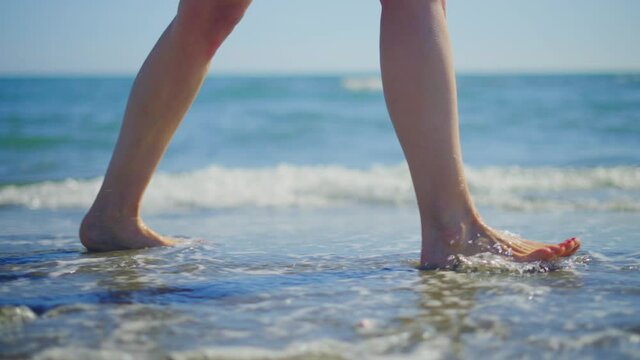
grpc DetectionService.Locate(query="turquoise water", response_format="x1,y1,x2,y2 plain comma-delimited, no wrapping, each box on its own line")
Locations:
1,74,640,359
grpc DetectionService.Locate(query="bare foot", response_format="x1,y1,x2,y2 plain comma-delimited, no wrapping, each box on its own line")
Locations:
79,209,174,252
421,218,580,267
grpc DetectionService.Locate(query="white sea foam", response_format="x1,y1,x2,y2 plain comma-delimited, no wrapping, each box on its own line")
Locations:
34,336,450,360
1,164,639,212
341,76,383,92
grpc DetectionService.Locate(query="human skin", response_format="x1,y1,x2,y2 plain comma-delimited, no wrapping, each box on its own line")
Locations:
379,0,578,266
80,0,580,267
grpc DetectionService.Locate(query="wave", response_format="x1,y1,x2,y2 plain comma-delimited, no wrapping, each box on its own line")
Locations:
341,76,383,92
1,164,639,212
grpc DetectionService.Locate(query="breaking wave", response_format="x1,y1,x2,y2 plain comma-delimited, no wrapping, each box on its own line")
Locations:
341,76,383,92
1,164,639,212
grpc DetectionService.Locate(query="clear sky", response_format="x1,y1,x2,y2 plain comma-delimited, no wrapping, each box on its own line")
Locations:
1,0,639,75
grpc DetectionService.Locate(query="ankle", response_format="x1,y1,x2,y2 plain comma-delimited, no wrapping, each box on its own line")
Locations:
419,211,489,266
88,192,140,221
420,206,482,235
80,205,143,245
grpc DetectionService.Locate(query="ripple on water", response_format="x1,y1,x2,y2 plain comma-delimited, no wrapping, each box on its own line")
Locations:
1,227,639,359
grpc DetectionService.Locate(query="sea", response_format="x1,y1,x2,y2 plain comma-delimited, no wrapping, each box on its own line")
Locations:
1,74,639,359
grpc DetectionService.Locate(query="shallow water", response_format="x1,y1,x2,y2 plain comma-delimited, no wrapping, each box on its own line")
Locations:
1,74,639,358
1,207,639,359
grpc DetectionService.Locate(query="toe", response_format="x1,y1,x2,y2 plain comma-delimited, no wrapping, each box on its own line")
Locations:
562,237,580,256
564,246,579,257
548,244,565,256
520,247,556,262
554,237,578,256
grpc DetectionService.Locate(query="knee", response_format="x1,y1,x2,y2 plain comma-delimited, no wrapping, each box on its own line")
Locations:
174,0,251,58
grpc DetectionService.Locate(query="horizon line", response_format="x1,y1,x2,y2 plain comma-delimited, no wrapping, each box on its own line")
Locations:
1,69,639,78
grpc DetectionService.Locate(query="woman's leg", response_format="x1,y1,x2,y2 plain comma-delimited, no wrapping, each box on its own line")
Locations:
80,0,252,251
379,0,579,267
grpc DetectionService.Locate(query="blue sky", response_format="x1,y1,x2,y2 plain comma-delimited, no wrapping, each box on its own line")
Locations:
0,0,638,75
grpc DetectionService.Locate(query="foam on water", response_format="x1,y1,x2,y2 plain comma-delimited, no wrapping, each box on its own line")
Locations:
341,76,383,92
1,163,639,212
2,74,640,359
34,336,452,360
1,208,639,359
446,252,587,274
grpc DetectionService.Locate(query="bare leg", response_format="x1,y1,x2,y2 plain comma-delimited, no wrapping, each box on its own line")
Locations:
379,0,579,267
80,0,252,251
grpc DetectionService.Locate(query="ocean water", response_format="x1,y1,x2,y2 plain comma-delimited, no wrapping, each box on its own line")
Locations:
1,74,639,359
